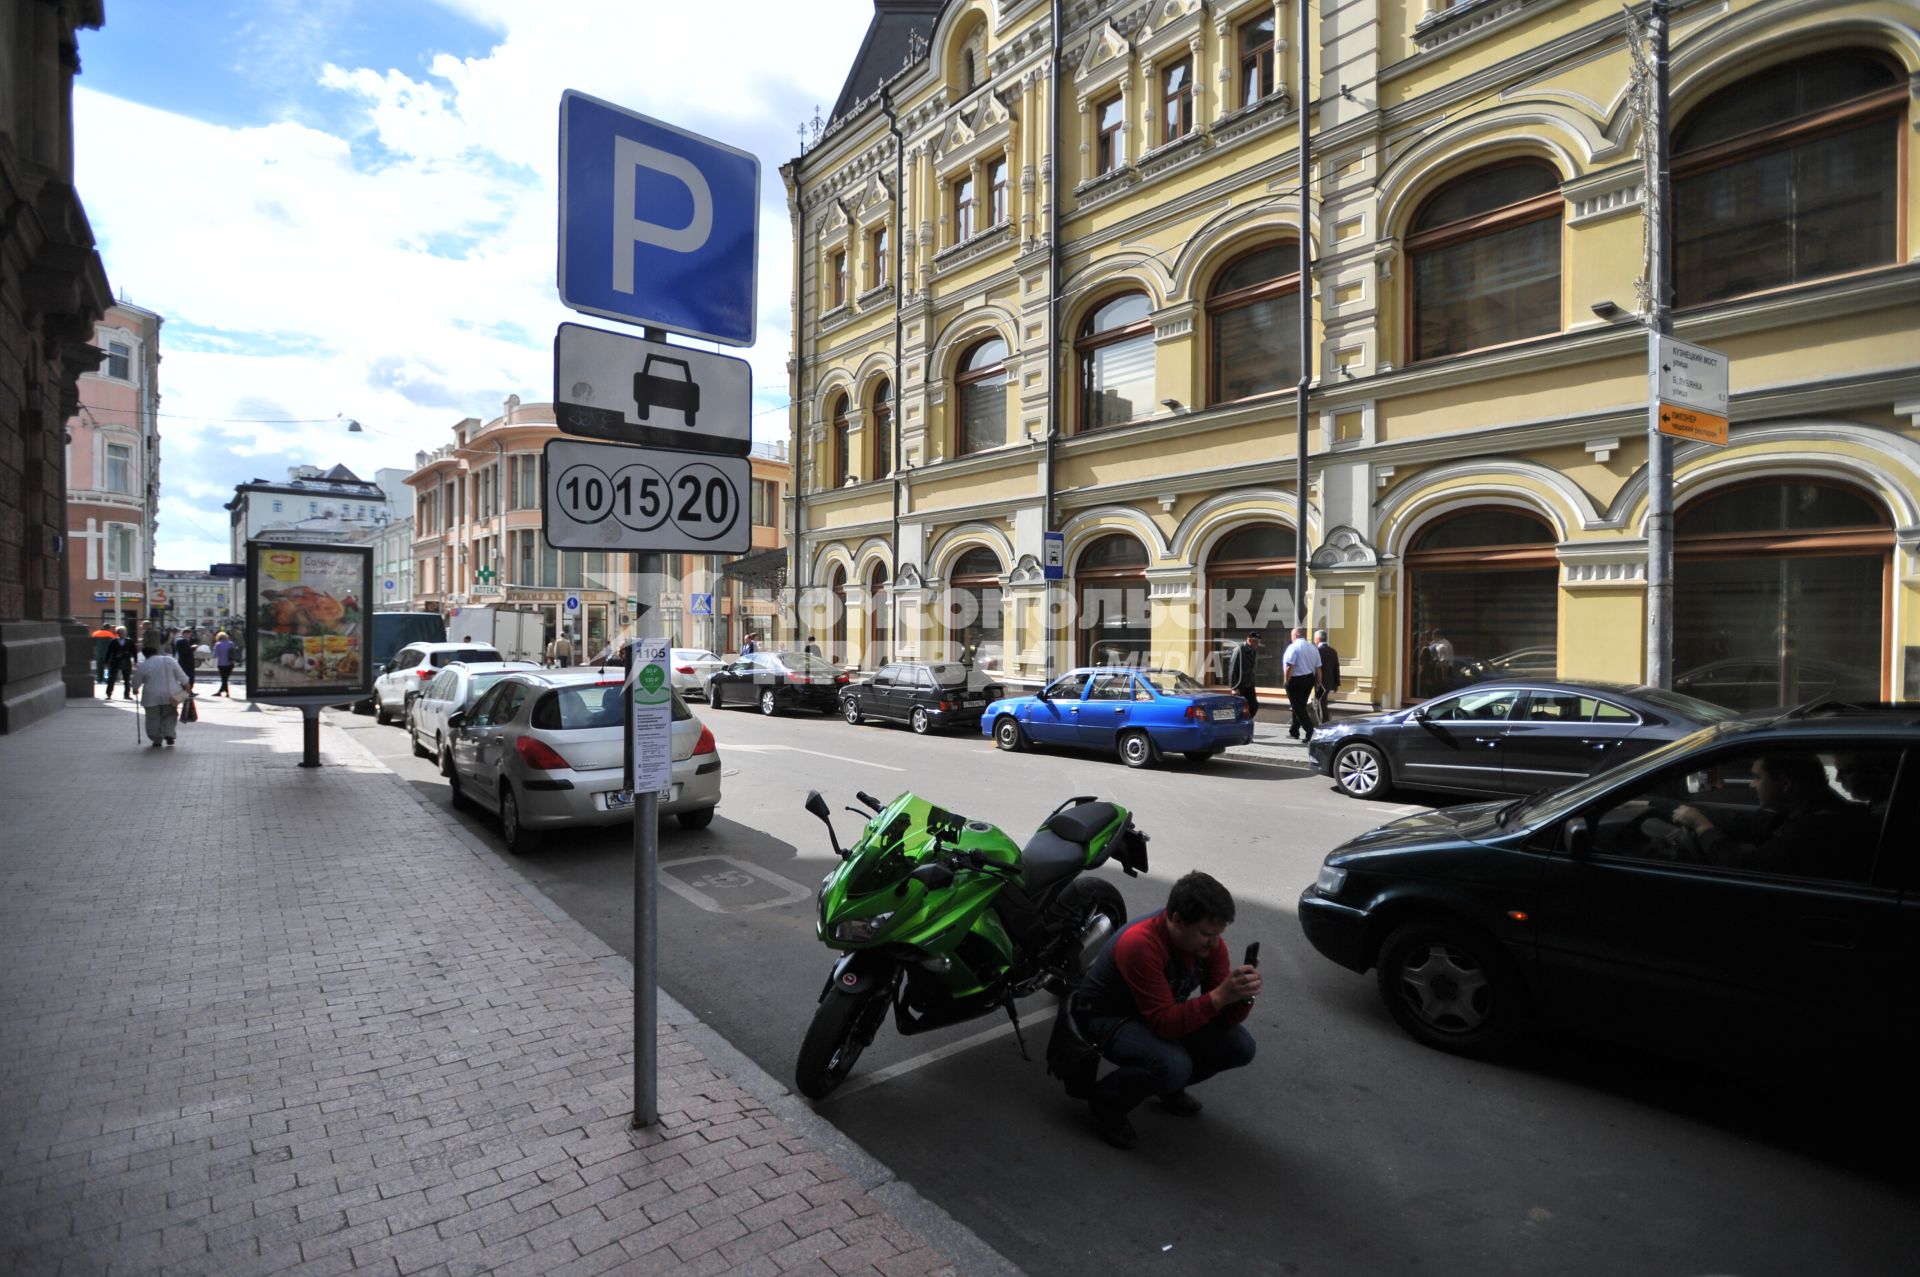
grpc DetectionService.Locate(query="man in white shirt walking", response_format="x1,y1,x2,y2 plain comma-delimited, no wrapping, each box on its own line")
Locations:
1281,627,1323,742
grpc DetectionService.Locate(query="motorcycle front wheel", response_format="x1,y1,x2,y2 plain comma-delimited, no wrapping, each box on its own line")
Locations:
795,981,892,1099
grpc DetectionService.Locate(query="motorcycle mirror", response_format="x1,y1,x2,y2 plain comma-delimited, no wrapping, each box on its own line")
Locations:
804,791,831,822
908,863,955,890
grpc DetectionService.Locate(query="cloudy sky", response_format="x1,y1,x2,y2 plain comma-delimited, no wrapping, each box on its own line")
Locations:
75,0,876,569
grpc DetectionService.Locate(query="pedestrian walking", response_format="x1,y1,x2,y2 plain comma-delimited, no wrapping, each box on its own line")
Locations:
740,633,757,657
1074,871,1260,1151
103,626,135,699
1281,626,1323,741
1226,632,1261,719
1314,628,1342,722
132,643,191,747
212,631,237,697
546,634,574,668
804,635,821,657
171,628,198,685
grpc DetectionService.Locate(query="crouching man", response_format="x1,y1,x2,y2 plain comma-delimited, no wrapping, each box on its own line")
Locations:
1077,870,1259,1149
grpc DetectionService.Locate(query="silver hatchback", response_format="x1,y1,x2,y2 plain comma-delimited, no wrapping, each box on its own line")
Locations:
444,669,722,854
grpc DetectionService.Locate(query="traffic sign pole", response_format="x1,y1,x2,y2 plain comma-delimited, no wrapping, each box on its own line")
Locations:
630,328,669,1131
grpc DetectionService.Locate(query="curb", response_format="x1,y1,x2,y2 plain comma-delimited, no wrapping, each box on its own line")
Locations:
316,707,1025,1277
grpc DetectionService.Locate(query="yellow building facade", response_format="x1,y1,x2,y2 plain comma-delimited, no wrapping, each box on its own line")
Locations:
784,0,1920,712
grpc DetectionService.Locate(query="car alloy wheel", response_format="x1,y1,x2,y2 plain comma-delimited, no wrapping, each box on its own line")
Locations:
994,716,1024,751
1118,730,1154,769
843,699,863,725
1335,742,1387,799
501,785,540,855
1376,919,1527,1056
910,707,930,734
759,689,778,716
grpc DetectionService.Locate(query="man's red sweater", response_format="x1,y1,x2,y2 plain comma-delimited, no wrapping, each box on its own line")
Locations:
1079,911,1250,1039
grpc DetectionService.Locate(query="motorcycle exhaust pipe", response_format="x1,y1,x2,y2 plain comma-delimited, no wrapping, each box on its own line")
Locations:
1077,913,1116,971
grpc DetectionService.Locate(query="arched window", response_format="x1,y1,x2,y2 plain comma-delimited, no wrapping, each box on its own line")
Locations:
956,337,1010,456
1204,523,1298,688
830,394,851,488
1075,534,1150,667
947,547,1005,669
1673,480,1891,710
868,563,890,665
1674,52,1903,307
1405,508,1557,701
870,378,893,479
828,564,848,664
1076,294,1155,431
1207,243,1300,404
1407,162,1562,362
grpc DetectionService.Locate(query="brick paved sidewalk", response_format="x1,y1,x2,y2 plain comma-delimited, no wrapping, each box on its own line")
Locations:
0,696,961,1277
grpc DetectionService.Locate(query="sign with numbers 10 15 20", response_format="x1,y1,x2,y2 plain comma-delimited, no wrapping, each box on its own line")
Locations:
541,437,752,554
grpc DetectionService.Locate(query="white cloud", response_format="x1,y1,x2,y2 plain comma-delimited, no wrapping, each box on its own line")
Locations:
76,0,872,566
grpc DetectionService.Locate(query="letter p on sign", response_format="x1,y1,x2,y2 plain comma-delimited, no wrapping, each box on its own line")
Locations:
558,91,759,348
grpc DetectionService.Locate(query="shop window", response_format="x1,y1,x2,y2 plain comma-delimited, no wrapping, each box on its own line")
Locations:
1076,293,1155,431
1672,481,1890,712
1405,508,1557,702
947,547,1004,670
1674,53,1901,307
1208,243,1300,404
955,337,1010,456
1205,523,1298,687
1407,162,1562,362
1076,534,1150,667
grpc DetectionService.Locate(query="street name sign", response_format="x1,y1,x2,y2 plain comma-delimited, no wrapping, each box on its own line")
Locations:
542,437,752,555
627,636,673,796
557,91,759,347
554,322,751,455
1655,335,1729,446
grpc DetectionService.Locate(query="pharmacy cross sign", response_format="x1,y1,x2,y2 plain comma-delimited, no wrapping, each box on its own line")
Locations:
476,566,496,584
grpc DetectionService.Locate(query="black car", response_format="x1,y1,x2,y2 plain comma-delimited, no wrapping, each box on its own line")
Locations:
1298,701,1918,1059
839,661,1003,734
1307,679,1738,801
705,650,847,715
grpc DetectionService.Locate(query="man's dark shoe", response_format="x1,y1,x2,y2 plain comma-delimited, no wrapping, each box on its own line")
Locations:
1088,1099,1136,1150
1157,1090,1204,1116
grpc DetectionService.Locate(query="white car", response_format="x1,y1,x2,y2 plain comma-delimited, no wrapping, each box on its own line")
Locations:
671,648,726,698
373,641,501,724
409,660,540,774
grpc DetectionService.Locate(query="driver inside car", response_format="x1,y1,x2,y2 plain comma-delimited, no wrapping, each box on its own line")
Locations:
1668,753,1853,876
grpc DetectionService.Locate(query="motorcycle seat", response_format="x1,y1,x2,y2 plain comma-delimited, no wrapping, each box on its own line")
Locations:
1019,802,1118,891
1047,801,1119,845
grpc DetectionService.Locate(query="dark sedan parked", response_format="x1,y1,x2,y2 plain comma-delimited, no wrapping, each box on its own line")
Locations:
839,661,1002,734
1298,702,1918,1060
705,650,847,715
1308,680,1737,801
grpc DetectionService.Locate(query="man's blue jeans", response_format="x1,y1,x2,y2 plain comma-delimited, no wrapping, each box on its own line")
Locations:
1086,1015,1256,1114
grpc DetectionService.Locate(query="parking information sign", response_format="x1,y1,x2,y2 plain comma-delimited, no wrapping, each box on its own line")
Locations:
554,322,750,455
543,437,752,554
628,636,673,796
557,91,759,347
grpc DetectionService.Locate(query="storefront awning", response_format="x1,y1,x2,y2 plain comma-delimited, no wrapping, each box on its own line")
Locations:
720,546,788,589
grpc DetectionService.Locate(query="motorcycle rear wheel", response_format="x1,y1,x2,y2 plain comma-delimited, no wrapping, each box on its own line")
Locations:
795,982,891,1099
1051,877,1127,990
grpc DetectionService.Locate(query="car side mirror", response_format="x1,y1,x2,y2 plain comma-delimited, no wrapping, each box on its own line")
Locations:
1036,688,1050,702
1562,816,1592,858
446,710,466,730
384,661,396,674
1411,706,1429,722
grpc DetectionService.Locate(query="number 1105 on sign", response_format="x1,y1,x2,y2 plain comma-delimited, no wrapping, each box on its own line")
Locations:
556,458,737,540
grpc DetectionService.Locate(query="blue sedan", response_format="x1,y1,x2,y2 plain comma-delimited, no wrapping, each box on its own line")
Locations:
982,667,1253,768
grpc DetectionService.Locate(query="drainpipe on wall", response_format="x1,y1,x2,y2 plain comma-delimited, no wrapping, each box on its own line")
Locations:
1293,0,1313,628
882,89,905,666
1042,0,1063,681
788,167,807,648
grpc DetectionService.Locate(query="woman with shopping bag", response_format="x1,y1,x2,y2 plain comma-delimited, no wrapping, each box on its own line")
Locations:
132,643,192,747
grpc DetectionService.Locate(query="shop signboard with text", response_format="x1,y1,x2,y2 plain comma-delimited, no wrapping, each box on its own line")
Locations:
245,542,376,703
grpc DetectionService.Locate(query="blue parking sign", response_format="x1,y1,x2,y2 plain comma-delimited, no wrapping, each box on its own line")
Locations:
558,91,760,347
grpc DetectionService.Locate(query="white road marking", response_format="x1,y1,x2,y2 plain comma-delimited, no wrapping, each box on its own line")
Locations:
657,855,813,913
722,743,906,772
814,1002,1063,1104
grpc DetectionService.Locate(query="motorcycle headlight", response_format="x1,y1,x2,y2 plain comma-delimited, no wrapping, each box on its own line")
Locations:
833,911,894,943
1314,865,1348,898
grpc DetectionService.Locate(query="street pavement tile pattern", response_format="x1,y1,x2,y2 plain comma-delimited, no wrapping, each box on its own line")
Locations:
0,697,955,1277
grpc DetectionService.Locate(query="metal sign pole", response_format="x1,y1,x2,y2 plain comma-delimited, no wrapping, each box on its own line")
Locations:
631,327,667,1130
1642,0,1675,688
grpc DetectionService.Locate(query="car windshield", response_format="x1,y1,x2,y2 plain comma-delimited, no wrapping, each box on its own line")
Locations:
434,647,498,667
1630,686,1741,723
468,672,514,701
1138,669,1205,696
777,652,840,675
926,662,974,687
1503,722,1740,827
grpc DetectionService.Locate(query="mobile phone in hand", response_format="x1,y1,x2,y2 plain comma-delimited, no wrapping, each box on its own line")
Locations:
1243,942,1260,969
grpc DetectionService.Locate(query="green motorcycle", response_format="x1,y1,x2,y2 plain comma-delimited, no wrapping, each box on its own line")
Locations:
795,788,1149,1099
